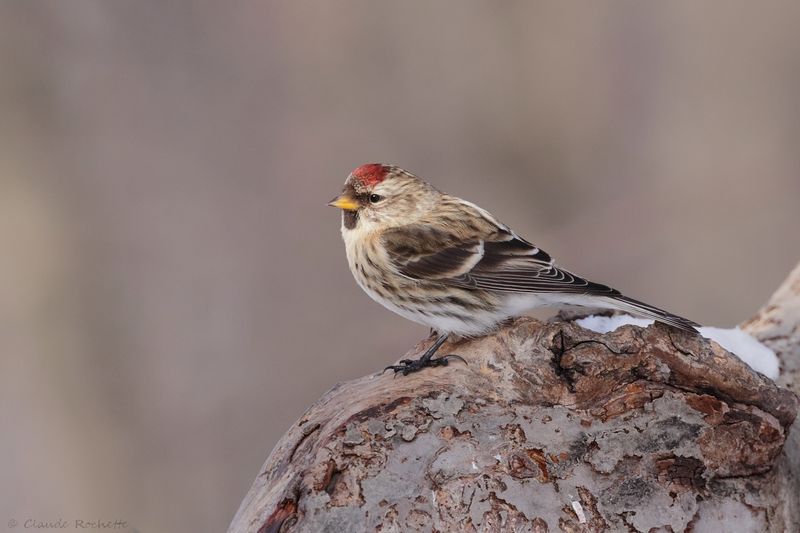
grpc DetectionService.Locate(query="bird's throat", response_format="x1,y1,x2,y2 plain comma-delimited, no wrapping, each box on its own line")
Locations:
343,209,359,230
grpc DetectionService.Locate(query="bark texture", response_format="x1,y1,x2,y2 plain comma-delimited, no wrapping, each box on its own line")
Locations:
230,267,800,533
741,261,800,531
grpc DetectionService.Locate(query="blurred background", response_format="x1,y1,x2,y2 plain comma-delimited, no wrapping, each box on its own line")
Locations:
1,2,799,532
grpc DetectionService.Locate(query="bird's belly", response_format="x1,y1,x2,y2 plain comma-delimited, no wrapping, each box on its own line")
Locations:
345,238,546,335
353,271,510,336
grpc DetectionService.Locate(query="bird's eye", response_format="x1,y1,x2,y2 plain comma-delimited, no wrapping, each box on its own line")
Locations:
369,194,383,204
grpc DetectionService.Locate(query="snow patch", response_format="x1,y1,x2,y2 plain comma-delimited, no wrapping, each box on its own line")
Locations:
698,326,780,380
575,315,780,380
571,499,587,524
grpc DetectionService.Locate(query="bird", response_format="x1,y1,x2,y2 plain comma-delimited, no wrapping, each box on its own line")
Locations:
328,163,700,375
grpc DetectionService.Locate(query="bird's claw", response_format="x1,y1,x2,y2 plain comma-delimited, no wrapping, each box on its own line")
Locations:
383,354,467,376
442,353,467,366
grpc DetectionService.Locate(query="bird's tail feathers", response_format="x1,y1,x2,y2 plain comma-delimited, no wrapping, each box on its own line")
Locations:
603,295,700,333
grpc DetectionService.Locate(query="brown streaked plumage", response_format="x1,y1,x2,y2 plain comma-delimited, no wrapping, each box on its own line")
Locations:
329,163,700,375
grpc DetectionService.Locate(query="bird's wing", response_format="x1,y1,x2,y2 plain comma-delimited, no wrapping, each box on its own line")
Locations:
382,216,699,332
382,222,619,296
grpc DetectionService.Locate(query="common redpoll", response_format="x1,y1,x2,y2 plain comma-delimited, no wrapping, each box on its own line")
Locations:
329,163,700,375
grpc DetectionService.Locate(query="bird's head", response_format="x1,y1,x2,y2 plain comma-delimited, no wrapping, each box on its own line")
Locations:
328,163,438,231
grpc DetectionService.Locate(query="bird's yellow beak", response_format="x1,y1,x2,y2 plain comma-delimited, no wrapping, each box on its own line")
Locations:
327,194,359,211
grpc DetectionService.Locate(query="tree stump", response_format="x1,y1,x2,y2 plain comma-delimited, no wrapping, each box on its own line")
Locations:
229,265,800,533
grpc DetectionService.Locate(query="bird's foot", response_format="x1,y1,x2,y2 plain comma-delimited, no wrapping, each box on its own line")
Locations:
384,354,467,376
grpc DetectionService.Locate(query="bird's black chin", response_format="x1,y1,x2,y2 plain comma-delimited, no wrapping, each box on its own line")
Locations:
342,210,359,229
